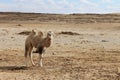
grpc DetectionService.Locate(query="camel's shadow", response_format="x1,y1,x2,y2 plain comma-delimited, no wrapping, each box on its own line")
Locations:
0,66,28,71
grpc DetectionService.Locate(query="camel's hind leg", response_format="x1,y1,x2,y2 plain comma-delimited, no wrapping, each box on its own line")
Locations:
28,47,35,66
25,46,29,67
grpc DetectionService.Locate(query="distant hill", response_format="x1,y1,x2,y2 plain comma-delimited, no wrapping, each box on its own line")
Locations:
0,12,120,23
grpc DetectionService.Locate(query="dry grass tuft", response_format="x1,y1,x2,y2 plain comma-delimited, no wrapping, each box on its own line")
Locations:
59,31,80,35
18,31,31,35
17,24,22,26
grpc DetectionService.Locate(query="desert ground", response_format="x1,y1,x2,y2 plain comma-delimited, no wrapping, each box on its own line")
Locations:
0,12,120,80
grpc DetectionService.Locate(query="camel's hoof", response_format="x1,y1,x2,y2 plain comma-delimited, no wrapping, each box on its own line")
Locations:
38,64,43,67
32,64,36,66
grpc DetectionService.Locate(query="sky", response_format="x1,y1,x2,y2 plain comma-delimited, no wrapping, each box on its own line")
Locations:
0,0,120,14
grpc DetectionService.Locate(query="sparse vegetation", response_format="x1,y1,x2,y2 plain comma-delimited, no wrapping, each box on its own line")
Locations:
18,31,31,35
0,12,120,23
59,31,80,35
0,12,120,80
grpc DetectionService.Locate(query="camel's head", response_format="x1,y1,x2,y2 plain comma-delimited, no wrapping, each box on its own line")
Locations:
47,31,54,38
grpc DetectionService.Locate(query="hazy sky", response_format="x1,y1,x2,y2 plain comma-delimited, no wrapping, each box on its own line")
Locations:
0,0,120,14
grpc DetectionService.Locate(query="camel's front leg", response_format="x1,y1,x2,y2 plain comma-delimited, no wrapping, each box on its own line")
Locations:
38,54,43,67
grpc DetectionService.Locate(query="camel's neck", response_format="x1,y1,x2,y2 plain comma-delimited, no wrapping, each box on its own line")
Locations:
44,37,52,48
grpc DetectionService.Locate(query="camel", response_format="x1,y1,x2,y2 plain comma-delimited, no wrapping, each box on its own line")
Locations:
24,30,53,67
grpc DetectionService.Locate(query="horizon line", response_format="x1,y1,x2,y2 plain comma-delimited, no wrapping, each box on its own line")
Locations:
0,11,120,15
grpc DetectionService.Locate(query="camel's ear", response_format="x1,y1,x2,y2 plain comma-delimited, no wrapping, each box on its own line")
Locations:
51,31,54,35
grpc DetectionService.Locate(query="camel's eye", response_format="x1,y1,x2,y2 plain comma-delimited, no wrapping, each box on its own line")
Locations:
48,34,51,36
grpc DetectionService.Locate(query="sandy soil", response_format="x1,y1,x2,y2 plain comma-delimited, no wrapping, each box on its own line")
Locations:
0,13,120,80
